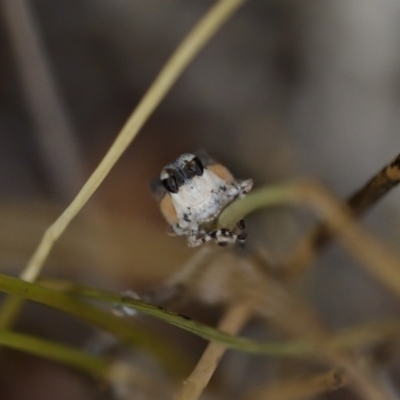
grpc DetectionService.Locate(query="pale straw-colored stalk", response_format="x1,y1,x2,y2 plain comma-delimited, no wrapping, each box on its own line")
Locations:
0,0,247,327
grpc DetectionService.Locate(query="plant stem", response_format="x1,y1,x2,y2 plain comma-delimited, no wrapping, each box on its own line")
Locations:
0,273,187,375
284,152,400,280
218,181,400,298
39,278,400,357
0,0,248,331
0,329,108,378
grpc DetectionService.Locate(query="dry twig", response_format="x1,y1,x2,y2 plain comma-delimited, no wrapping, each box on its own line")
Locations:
0,0,247,328
283,153,400,281
175,301,254,400
220,180,400,299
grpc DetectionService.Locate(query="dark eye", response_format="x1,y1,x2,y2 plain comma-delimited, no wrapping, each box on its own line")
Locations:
162,175,179,193
187,157,204,176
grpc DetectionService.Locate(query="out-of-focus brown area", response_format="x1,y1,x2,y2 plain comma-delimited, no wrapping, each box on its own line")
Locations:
1,0,400,399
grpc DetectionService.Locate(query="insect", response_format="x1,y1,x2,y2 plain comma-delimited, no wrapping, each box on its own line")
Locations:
150,152,253,247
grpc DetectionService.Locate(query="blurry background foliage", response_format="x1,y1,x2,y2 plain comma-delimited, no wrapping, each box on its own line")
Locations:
1,0,400,399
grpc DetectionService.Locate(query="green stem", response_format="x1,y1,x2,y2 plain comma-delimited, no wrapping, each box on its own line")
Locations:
219,182,400,299
40,278,400,357
218,185,294,229
0,273,186,375
0,329,108,378
0,273,397,360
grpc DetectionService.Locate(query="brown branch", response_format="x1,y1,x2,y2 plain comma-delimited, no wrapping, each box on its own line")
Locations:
175,301,254,400
283,153,400,281
348,154,400,214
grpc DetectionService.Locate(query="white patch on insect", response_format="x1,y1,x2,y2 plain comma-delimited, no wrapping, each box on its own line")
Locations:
172,170,225,220
152,153,253,247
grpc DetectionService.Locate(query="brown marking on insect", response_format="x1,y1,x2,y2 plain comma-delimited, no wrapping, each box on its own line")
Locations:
160,194,179,225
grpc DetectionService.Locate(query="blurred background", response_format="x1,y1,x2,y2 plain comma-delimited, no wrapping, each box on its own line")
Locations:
1,0,400,399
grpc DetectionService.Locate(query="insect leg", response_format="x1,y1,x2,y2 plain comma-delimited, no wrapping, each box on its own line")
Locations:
226,179,253,200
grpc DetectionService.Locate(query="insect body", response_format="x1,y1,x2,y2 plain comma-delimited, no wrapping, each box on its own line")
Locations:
151,152,253,247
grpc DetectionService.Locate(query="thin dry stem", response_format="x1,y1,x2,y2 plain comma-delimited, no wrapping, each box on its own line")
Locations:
220,181,400,299
299,181,400,298
284,153,400,281
0,0,247,330
12,0,246,284
175,301,254,400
